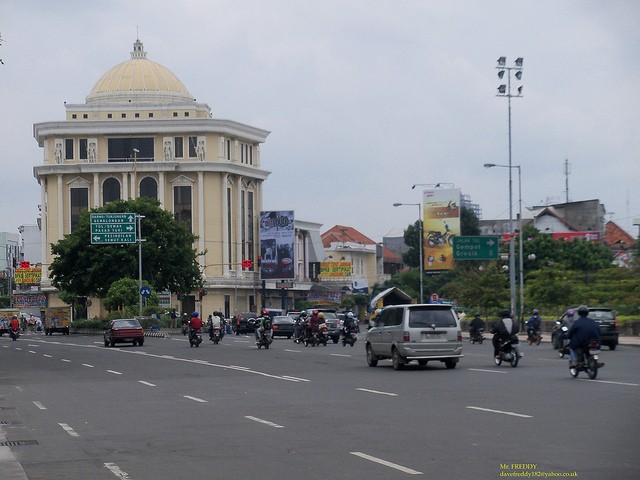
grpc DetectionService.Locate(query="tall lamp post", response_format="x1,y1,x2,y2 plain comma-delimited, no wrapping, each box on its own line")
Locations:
393,202,423,303
485,163,523,322
495,56,524,317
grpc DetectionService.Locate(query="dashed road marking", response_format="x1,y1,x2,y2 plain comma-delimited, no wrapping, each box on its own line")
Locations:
59,423,80,437
350,451,422,475
245,415,284,428
466,406,532,418
357,388,398,397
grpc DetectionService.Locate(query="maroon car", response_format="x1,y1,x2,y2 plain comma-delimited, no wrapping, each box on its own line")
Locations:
104,319,145,347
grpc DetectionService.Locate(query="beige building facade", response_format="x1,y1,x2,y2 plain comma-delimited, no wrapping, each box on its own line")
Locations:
33,39,271,318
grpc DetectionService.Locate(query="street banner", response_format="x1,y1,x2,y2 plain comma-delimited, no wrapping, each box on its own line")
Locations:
319,261,352,279
14,267,42,285
259,211,295,280
423,188,461,271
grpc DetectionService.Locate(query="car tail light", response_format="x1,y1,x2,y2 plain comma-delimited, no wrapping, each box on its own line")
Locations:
403,331,410,342
273,325,278,330
614,318,619,332
457,330,462,342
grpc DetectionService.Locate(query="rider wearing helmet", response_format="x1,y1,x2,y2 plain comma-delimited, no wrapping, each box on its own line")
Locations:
490,308,521,358
254,309,272,343
567,305,601,367
526,308,542,331
189,311,202,340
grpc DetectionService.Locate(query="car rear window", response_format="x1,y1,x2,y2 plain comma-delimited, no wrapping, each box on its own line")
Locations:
114,320,141,328
408,307,457,328
590,310,614,321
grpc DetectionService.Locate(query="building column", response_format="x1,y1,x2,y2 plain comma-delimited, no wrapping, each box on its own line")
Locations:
40,178,49,282
235,180,243,276
57,175,63,239
93,173,100,208
158,172,165,208
198,171,205,268
122,172,129,200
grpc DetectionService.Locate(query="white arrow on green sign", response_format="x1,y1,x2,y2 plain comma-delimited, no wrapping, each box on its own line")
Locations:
452,236,500,260
90,213,137,244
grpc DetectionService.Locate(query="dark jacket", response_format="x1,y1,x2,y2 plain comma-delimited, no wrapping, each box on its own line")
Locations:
491,317,519,341
568,316,601,350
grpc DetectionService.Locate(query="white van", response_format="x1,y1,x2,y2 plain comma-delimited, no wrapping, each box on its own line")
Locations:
365,304,463,370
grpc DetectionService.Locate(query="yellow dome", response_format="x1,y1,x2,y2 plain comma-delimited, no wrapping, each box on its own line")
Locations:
86,39,193,105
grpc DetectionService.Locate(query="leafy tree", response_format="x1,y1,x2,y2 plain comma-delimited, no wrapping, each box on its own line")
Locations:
441,264,509,315
104,277,159,315
50,198,203,299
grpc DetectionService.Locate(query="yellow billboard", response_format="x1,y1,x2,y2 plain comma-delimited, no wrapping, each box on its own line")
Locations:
15,267,42,285
423,188,461,271
319,261,352,279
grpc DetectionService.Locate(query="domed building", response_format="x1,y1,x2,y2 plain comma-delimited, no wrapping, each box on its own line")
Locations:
33,39,271,318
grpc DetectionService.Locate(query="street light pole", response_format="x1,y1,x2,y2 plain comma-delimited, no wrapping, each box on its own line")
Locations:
484,163,523,321
495,56,523,317
393,202,423,303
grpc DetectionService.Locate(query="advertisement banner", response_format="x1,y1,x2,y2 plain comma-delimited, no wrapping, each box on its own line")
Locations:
260,211,295,280
423,188,461,271
15,267,42,285
12,293,47,308
319,261,352,279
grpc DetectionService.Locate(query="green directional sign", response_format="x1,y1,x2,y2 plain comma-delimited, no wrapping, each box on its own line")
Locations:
90,213,137,244
452,235,500,260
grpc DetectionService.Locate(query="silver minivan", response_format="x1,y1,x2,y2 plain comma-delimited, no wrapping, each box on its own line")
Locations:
365,304,463,370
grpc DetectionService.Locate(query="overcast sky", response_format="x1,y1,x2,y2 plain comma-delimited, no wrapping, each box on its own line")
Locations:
2,0,639,241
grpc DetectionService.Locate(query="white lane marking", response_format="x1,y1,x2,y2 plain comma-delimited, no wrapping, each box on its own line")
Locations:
229,365,250,369
61,359,71,363
82,363,94,368
578,378,639,387
29,350,37,354
284,349,302,353
330,353,351,357
139,381,156,387
104,462,131,479
33,401,47,410
245,415,284,428
469,368,507,374
184,395,207,403
357,388,398,397
107,370,123,375
15,347,22,351
350,451,422,475
43,354,52,358
59,423,80,437
27,344,39,347
466,406,532,418
281,375,311,382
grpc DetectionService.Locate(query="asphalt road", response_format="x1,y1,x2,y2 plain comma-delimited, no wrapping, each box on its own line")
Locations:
1,331,639,480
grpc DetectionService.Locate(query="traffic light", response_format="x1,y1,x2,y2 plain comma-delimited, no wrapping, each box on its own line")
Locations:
257,256,261,268
199,288,207,300
19,261,30,269
241,259,252,270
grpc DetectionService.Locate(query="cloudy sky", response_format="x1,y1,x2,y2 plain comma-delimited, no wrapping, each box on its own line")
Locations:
2,0,639,241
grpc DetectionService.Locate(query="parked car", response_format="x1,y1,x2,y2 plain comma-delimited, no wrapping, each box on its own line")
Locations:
104,319,145,347
307,309,341,343
365,303,463,370
272,315,295,338
233,312,258,334
557,307,619,350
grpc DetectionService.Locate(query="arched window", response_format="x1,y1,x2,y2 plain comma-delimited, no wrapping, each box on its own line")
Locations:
140,177,158,200
103,178,121,204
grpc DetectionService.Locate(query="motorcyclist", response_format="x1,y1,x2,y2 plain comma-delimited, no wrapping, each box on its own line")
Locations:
469,313,485,341
209,312,222,340
254,309,272,343
181,313,189,335
567,305,601,368
343,312,355,337
10,315,20,333
189,311,203,341
556,309,576,350
491,308,521,359
294,311,307,341
526,309,542,340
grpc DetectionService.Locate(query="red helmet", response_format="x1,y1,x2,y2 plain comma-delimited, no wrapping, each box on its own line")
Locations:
262,309,269,316
312,310,319,315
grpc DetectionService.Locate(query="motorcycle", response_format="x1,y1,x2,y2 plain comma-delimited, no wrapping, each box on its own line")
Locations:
316,323,329,346
570,340,604,379
341,326,357,347
526,327,542,345
426,224,455,248
470,328,485,344
210,327,222,344
557,325,570,358
181,323,189,336
494,336,520,367
256,329,273,349
189,328,202,347
551,320,564,350
10,327,20,341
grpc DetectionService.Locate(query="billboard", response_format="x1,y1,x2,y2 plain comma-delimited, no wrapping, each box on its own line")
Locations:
259,210,295,280
423,188,461,271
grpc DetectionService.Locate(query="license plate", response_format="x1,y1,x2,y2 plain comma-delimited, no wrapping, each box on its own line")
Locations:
421,333,441,340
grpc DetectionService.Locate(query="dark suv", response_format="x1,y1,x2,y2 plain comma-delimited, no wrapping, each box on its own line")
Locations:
233,312,258,335
558,307,619,350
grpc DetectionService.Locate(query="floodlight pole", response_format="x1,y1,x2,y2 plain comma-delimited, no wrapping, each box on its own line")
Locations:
495,57,523,318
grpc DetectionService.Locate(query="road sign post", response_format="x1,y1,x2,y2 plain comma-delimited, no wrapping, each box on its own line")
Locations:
90,213,137,244
452,236,500,260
